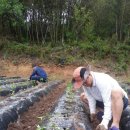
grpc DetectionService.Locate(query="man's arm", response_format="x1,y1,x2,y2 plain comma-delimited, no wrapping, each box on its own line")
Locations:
30,67,37,79
83,86,96,114
98,83,112,129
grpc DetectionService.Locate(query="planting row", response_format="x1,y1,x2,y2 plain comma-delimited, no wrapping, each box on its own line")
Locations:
0,81,34,96
38,82,130,130
0,78,28,85
39,87,93,130
0,80,64,130
0,76,21,80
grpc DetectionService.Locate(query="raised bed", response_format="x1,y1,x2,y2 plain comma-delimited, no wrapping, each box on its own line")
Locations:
0,80,64,130
0,76,21,80
0,78,28,86
0,76,6,79
38,88,93,130
37,82,130,130
1,77,130,130
0,81,34,96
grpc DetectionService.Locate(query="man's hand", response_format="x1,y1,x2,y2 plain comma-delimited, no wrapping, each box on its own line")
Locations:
95,124,107,130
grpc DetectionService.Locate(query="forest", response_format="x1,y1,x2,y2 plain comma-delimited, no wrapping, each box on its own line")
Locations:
0,0,130,72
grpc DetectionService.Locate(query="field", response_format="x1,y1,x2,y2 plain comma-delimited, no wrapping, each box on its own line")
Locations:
0,58,130,130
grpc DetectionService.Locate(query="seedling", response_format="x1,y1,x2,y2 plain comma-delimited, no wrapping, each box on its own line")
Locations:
0,87,3,93
11,83,16,95
36,125,46,130
66,82,74,99
51,123,61,130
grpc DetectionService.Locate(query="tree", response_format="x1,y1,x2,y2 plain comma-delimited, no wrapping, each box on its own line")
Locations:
0,0,24,39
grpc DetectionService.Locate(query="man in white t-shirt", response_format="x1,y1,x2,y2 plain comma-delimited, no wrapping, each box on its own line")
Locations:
72,66,128,130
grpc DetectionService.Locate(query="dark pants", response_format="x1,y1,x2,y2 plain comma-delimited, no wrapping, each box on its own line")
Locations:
96,96,128,110
31,76,47,82
96,96,129,121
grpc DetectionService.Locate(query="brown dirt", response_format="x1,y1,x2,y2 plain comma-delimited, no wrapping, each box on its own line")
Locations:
0,58,74,130
0,58,129,81
0,58,75,81
7,83,66,130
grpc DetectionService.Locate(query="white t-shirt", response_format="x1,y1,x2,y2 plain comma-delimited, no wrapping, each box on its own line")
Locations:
83,71,128,128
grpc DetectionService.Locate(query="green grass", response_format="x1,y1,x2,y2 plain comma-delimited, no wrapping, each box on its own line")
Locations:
0,39,130,74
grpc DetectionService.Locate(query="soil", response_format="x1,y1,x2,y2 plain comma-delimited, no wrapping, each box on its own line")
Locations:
0,58,130,130
7,83,66,130
0,58,129,82
0,58,75,130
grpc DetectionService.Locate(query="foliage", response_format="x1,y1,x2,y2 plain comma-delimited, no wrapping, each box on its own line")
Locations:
0,38,130,74
36,125,45,130
0,0,23,15
4,42,41,57
110,42,129,73
0,0,130,44
0,0,24,40
66,5,94,42
66,82,75,101
78,38,110,59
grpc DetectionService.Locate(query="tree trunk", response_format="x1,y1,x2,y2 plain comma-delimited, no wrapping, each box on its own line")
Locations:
119,0,126,41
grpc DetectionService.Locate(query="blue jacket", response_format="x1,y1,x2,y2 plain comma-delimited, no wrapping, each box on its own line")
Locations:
30,66,47,79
